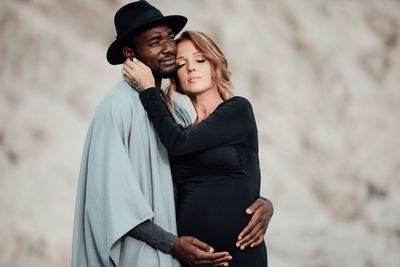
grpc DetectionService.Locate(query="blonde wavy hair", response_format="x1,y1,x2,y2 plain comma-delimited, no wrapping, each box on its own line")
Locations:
165,31,234,107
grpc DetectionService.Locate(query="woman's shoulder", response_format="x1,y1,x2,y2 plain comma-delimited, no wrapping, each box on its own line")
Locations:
214,96,255,123
223,96,253,110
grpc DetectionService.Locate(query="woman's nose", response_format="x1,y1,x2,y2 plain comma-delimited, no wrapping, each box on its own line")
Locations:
187,62,196,72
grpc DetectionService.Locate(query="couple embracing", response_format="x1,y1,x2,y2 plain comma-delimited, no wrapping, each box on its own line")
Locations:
72,1,272,266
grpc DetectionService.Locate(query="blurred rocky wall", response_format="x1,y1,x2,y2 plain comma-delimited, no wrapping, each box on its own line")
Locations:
0,0,399,266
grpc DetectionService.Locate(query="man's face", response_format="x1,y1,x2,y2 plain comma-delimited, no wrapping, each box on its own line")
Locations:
132,24,177,78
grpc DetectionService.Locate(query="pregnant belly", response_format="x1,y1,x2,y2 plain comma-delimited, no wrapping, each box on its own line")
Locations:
176,177,255,251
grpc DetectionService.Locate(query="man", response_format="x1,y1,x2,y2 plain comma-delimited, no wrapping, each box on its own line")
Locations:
71,1,273,266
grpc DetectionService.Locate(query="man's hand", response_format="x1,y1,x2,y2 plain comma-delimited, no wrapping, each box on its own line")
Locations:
170,236,232,266
236,197,273,250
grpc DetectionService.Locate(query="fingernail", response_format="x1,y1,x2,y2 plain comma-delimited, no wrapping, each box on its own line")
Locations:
236,242,240,247
246,209,251,213
250,244,254,248
133,57,137,61
240,245,245,250
238,235,242,240
209,247,214,253
228,256,232,260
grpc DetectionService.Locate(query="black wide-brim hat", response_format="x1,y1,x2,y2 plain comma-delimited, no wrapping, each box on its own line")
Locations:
107,0,187,65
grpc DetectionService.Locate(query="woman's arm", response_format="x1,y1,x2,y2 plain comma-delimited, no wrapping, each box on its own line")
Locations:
122,57,255,156
140,87,255,155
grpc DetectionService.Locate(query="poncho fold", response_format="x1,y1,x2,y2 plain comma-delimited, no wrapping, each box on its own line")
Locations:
71,81,191,267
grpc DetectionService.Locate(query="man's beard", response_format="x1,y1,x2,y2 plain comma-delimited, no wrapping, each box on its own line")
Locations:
155,66,177,79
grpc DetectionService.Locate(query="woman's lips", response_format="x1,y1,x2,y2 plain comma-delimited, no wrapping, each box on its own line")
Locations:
188,76,201,83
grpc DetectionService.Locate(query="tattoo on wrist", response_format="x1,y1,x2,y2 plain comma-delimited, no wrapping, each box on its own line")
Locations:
124,74,146,92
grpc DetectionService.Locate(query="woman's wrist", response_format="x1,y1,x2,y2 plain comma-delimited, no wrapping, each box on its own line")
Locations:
123,73,155,93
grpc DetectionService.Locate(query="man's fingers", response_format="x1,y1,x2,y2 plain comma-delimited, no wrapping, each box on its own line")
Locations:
211,263,230,267
237,225,250,242
240,228,265,250
194,250,229,261
245,198,264,214
191,238,213,252
250,234,265,248
237,199,267,246
238,212,261,240
195,255,232,266
237,219,263,247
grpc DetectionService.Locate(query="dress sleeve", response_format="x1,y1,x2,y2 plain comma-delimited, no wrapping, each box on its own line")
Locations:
139,87,254,156
127,220,178,254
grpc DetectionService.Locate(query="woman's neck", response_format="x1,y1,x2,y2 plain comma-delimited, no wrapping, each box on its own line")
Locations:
190,88,223,125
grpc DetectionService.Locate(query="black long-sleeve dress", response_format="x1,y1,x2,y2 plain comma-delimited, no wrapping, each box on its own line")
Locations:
140,87,267,266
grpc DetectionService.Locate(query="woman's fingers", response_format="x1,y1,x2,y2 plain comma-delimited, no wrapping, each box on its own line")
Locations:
125,58,137,70
122,58,155,89
125,58,152,77
132,57,152,72
124,58,144,76
123,62,136,79
127,57,149,74
122,67,136,85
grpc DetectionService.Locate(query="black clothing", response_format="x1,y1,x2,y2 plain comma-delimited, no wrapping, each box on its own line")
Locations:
140,87,267,266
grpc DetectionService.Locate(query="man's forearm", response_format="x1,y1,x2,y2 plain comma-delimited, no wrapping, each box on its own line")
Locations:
126,220,178,253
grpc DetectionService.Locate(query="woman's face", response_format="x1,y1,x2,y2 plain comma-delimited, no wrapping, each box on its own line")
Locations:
175,40,216,96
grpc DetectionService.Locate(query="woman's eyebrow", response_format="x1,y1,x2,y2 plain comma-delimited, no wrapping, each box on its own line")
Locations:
176,52,202,60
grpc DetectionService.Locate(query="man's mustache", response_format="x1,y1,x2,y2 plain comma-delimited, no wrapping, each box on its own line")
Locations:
159,53,176,63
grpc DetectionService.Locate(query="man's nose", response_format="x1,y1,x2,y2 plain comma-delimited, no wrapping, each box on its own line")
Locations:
161,40,175,54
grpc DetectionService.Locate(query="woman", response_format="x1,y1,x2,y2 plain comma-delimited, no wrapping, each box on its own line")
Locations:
123,31,267,266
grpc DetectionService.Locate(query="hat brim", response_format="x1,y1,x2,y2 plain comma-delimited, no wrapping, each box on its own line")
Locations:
106,15,187,65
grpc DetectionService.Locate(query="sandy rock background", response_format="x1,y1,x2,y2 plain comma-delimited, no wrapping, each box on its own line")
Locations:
0,0,399,266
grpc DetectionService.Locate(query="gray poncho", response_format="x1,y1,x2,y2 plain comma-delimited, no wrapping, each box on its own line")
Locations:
71,81,191,267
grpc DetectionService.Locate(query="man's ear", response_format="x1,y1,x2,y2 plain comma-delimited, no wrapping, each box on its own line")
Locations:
122,46,135,60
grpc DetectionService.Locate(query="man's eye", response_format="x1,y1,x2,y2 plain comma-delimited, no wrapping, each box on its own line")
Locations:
149,41,160,46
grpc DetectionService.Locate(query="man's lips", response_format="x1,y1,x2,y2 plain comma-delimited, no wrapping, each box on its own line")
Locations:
160,56,176,66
